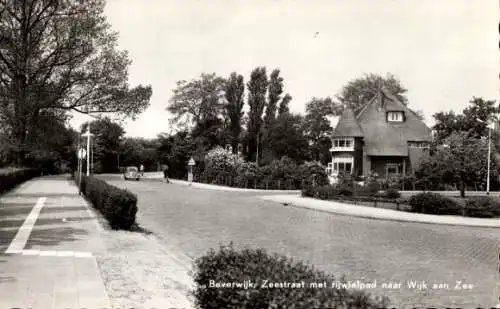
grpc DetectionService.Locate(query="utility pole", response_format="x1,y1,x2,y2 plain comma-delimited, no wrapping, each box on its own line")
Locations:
487,124,491,195
86,104,91,176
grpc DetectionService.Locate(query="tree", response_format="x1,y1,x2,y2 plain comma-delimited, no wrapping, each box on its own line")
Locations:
432,97,499,142
0,0,152,165
303,97,335,165
263,69,283,127
156,131,193,179
81,117,125,173
167,73,226,129
416,131,498,197
278,93,292,116
246,67,268,163
335,73,408,115
269,112,310,164
224,72,245,154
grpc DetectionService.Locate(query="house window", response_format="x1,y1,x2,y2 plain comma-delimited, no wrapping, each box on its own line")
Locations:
332,155,354,174
387,111,404,122
408,141,430,149
385,163,400,177
332,137,354,151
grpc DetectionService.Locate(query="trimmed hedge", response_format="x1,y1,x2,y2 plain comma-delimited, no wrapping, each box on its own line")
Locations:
0,168,42,194
408,192,462,215
74,173,138,229
463,196,500,218
302,184,404,204
192,244,389,309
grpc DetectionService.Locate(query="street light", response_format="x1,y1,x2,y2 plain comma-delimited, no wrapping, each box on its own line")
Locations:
477,118,495,195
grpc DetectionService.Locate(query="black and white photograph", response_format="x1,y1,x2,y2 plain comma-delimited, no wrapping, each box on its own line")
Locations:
0,0,499,308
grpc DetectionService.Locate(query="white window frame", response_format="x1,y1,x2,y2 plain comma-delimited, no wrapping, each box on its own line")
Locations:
408,141,430,149
387,111,404,122
331,155,354,174
331,137,355,152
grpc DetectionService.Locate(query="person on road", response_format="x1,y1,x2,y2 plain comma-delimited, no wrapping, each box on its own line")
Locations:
140,164,144,176
163,164,170,183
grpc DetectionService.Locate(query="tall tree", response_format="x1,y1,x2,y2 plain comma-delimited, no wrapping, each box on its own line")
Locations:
80,117,125,173
278,93,292,116
335,73,408,115
246,67,268,163
224,72,245,154
0,0,152,165
167,73,226,129
416,131,498,197
303,97,335,164
263,69,283,127
269,112,310,164
433,97,499,142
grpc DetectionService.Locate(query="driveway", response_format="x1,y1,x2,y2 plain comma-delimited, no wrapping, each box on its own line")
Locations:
101,175,500,308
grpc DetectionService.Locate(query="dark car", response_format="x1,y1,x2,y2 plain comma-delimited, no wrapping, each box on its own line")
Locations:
123,166,140,181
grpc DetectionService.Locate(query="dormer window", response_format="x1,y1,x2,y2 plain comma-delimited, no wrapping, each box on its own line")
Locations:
387,111,404,122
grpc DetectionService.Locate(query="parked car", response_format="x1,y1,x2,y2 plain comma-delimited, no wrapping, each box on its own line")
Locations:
123,166,140,181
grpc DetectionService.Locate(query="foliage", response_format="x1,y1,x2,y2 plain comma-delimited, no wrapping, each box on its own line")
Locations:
432,97,499,142
463,197,500,218
278,93,292,116
167,73,226,128
303,97,335,165
81,117,125,173
384,188,401,199
0,0,152,164
246,67,269,162
224,72,245,153
156,130,194,179
415,131,499,197
75,173,137,229
192,244,388,309
0,168,42,195
269,113,310,163
334,73,410,115
204,146,243,176
408,193,462,215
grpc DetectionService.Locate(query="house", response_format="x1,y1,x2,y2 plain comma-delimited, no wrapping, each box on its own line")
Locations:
328,87,432,180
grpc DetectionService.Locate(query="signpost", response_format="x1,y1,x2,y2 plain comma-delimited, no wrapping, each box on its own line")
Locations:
188,157,195,182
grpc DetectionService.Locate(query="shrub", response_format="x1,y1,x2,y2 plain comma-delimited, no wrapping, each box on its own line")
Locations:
74,173,137,229
408,192,462,215
384,188,401,199
192,244,388,309
0,168,42,194
463,197,500,218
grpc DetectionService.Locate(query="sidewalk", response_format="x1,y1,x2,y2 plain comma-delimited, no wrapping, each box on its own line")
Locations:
260,194,500,228
0,176,110,308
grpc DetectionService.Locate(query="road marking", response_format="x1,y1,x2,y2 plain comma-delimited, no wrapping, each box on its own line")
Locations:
17,249,93,258
5,197,46,254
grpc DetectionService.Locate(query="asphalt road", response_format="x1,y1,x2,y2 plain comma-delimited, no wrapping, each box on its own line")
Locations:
100,175,500,308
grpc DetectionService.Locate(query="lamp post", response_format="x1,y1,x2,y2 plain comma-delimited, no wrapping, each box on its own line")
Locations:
477,118,494,195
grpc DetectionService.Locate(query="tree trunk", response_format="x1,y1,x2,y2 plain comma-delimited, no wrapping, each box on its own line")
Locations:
459,179,465,198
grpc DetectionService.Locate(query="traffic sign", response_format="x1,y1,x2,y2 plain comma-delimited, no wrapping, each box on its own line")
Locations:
188,157,195,166
78,148,86,159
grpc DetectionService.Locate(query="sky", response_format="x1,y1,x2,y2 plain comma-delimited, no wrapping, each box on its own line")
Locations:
70,0,499,138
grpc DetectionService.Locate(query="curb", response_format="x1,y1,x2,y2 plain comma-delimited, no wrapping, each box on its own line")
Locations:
259,195,500,228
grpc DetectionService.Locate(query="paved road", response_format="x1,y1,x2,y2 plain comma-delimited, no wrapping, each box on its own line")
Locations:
102,175,500,308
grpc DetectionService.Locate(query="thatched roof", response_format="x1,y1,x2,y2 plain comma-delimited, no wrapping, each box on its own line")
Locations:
332,88,432,156
332,108,364,137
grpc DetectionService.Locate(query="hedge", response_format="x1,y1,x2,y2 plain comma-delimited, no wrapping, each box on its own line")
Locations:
302,184,403,204
74,173,138,229
192,244,389,309
0,168,42,194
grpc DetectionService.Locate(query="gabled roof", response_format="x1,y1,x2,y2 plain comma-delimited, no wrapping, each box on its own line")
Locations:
332,108,364,137
356,88,432,156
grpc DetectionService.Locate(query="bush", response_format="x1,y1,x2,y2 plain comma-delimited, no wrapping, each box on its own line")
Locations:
0,168,42,194
74,173,137,229
384,188,401,199
192,244,388,309
463,197,500,218
408,192,462,215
